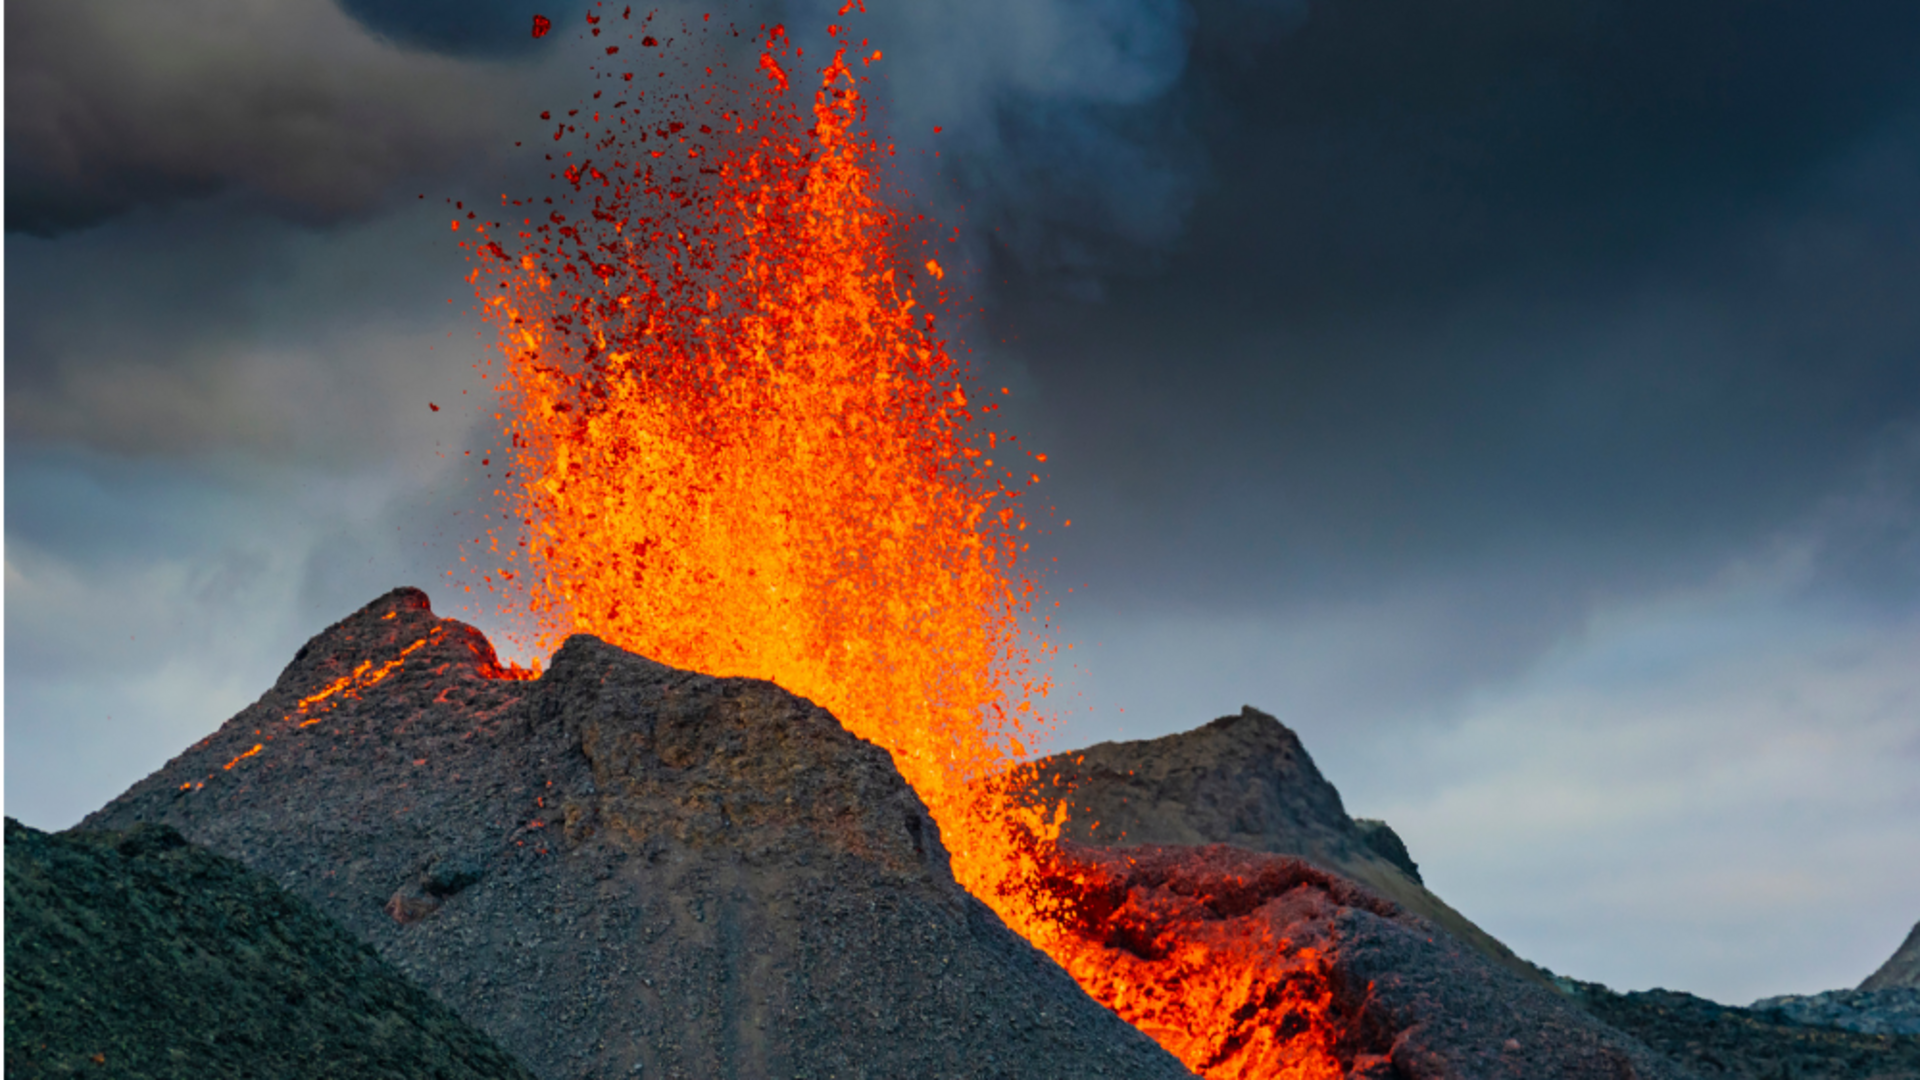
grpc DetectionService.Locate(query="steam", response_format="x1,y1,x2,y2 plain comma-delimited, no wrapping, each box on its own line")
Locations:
785,0,1301,290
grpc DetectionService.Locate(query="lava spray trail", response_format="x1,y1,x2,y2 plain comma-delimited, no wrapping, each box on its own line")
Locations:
462,8,1341,1077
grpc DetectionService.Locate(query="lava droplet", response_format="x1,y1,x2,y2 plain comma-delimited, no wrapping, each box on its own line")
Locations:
531,13,551,38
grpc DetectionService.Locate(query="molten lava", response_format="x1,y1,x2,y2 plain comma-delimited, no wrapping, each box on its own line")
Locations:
1035,846,1366,1080
466,8,1058,914
462,9,1343,1077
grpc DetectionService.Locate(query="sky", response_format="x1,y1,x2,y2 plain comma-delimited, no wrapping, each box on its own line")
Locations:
7,0,1919,1005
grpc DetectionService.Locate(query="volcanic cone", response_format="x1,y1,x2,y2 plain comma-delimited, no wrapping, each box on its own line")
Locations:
84,588,1187,1080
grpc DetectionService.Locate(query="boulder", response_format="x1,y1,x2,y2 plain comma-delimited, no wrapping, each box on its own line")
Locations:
1352,818,1421,884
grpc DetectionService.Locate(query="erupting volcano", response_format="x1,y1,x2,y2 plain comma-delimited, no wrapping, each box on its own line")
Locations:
466,7,1060,911
454,8,1358,1075
17,6,1915,1080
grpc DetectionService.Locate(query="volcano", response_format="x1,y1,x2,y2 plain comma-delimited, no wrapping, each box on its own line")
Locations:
83,588,1183,1080
70,586,1728,1079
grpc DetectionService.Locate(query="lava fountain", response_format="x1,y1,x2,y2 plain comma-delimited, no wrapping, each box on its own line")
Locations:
461,8,1341,1077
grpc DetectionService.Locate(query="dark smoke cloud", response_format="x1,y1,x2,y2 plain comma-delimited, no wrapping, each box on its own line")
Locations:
3,195,495,459
980,0,1920,613
334,0,553,57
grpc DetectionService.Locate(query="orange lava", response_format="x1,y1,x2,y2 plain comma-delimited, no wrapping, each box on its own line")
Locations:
293,630,440,725
466,9,1058,902
1032,849,1352,1079
462,8,1342,1077
222,743,264,771
1076,939,1342,1079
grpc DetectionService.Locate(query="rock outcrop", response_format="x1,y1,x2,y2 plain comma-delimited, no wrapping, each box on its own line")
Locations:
1018,705,1537,984
4,816,538,1080
1352,818,1421,884
82,588,1188,1080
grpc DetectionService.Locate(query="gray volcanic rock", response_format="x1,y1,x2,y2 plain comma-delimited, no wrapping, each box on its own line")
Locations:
1047,844,1690,1080
4,816,537,1080
84,588,1188,1080
1860,921,1920,991
1024,707,1355,855
1020,705,1537,983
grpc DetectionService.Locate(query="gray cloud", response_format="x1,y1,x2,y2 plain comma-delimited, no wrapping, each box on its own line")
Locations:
4,196,502,461
5,0,525,234
989,4,1920,620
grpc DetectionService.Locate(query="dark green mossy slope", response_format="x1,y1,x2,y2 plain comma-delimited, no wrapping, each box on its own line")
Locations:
4,817,535,1080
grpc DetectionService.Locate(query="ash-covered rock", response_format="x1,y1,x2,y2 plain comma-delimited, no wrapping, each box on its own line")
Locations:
1020,705,1536,983
1050,844,1689,1080
1747,987,1920,1036
4,816,537,1080
1557,979,1920,1079
84,588,1189,1080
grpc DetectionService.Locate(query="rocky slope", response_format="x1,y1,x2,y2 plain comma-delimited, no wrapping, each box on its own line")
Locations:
4,816,537,1080
1746,988,1920,1037
1860,921,1920,992
82,588,1187,1080
1020,705,1920,1078
1560,980,1920,1079
1018,705,1539,984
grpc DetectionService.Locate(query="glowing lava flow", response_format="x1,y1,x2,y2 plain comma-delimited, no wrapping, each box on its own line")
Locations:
463,9,1341,1077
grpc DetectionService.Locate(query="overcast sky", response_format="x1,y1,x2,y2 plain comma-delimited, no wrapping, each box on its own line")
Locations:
7,0,1918,1005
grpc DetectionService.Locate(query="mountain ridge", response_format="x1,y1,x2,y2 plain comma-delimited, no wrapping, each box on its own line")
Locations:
1017,704,1542,985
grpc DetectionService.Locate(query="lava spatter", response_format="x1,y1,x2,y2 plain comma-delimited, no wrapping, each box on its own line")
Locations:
465,9,1061,931
462,9,1342,1077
